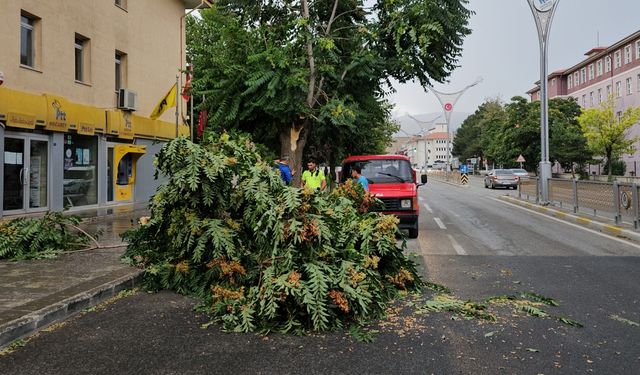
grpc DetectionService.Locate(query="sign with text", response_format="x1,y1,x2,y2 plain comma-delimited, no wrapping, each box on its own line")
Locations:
7,112,36,129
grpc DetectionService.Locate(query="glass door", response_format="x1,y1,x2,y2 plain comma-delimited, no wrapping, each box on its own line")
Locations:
3,138,25,211
3,135,49,213
28,140,48,210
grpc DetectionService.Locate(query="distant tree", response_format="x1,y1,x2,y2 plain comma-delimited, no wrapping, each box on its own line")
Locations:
578,97,640,181
548,98,592,177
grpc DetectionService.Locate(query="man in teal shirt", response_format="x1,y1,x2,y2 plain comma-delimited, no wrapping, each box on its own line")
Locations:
351,165,368,191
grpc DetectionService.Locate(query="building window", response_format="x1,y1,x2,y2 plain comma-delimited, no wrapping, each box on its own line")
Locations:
598,88,602,103
627,77,632,95
596,60,603,76
582,94,586,106
605,56,612,72
616,111,622,121
115,51,127,91
20,12,39,67
614,50,621,69
551,78,556,86
606,84,612,98
115,0,127,9
574,72,579,86
589,91,594,106
568,75,572,89
74,34,90,83
580,68,586,84
637,41,640,60
588,64,594,80
624,45,632,64
615,81,621,97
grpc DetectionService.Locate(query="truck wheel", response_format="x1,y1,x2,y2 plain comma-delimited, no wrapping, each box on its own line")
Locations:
408,227,419,239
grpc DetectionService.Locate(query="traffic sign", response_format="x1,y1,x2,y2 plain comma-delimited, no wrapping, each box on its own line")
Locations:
470,158,477,165
516,154,526,163
444,103,453,112
460,173,469,185
459,165,468,173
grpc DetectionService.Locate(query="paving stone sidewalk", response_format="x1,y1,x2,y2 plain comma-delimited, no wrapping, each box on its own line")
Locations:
0,209,147,348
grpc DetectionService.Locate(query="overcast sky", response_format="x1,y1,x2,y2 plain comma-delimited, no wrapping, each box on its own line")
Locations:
388,0,640,117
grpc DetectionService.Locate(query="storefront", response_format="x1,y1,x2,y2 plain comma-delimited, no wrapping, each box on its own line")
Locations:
0,87,188,218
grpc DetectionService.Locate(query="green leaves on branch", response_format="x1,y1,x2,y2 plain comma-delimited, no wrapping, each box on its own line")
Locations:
123,134,423,334
0,212,91,260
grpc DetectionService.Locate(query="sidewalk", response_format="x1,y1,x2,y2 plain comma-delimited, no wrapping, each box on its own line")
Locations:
0,209,147,348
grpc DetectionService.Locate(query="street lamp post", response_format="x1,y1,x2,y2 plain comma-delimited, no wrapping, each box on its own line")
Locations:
426,78,482,173
527,0,560,204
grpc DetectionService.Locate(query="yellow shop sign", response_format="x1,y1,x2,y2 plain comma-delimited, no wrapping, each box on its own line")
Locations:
77,122,95,135
7,112,36,129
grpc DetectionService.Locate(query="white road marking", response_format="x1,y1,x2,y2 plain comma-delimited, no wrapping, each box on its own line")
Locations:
448,234,467,255
434,217,447,230
494,198,640,251
418,196,424,202
423,203,433,213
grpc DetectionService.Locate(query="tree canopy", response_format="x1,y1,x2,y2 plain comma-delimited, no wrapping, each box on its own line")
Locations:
453,96,592,173
578,97,640,180
187,0,473,176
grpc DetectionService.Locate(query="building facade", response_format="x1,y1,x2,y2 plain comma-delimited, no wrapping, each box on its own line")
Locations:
0,0,198,218
401,132,451,170
528,29,640,175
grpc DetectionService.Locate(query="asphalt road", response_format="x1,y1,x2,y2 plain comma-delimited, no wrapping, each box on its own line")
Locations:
2,179,640,374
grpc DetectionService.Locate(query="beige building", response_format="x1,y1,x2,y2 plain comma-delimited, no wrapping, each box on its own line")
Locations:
0,0,200,217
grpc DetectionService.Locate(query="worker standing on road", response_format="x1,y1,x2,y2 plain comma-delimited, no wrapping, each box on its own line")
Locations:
301,158,326,191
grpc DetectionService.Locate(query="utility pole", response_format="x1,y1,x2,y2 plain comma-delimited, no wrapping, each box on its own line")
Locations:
527,0,560,204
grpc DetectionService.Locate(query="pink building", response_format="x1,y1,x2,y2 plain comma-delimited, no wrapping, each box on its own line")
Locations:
528,29,640,176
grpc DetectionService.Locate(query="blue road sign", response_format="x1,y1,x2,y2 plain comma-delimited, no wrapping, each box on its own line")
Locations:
459,165,468,173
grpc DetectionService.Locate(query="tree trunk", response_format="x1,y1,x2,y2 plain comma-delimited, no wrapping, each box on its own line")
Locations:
280,120,310,186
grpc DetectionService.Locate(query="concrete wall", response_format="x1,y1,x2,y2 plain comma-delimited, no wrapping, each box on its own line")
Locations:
134,139,168,203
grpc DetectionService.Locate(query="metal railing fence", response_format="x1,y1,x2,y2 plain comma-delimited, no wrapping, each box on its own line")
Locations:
519,177,640,229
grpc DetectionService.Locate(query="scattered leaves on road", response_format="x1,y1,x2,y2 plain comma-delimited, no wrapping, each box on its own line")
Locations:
610,314,639,327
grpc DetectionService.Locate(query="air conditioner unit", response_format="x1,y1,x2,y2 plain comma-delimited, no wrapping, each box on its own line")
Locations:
117,88,138,111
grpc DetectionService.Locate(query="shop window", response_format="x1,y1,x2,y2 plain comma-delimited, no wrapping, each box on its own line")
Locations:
20,12,41,68
63,134,98,207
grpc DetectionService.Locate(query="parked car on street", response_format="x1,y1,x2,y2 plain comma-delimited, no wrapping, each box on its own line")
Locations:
484,169,519,189
510,168,530,181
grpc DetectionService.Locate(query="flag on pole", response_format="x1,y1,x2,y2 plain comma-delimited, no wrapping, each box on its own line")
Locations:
150,83,177,120
182,65,192,101
197,110,208,138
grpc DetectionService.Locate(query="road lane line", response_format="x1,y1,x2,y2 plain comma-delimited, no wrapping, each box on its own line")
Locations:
447,234,467,255
423,203,433,213
494,198,640,251
434,217,447,230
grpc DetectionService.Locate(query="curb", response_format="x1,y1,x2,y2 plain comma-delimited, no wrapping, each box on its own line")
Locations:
0,269,142,349
498,195,640,243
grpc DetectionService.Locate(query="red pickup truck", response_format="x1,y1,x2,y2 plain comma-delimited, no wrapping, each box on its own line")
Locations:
341,155,427,238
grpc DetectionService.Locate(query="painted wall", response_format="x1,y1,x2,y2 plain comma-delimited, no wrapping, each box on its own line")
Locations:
0,0,185,124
